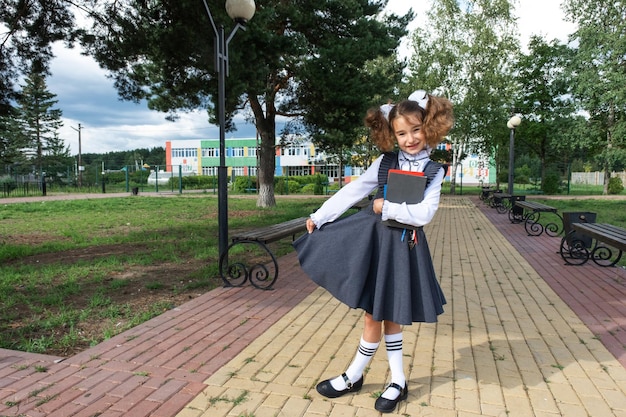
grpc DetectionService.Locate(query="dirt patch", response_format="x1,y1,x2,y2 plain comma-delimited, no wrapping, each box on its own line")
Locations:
2,243,221,357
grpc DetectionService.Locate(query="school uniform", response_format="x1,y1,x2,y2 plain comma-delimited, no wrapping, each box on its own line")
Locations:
293,150,447,325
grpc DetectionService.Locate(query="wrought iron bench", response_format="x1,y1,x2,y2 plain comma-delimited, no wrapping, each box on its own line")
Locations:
219,217,309,290
489,192,526,220
560,222,626,267
513,200,563,237
479,186,499,202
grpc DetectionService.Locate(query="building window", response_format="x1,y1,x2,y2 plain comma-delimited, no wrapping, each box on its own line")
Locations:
247,147,257,157
286,166,311,176
282,145,310,157
202,167,218,176
203,148,219,157
174,148,198,158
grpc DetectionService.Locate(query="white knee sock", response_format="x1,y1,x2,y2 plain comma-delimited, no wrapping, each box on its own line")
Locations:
330,336,379,390
382,332,405,400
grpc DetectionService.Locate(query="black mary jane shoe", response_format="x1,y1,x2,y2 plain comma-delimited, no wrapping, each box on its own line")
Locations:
374,382,408,413
316,373,364,398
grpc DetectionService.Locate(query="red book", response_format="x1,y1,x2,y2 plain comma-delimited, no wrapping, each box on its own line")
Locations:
382,169,427,228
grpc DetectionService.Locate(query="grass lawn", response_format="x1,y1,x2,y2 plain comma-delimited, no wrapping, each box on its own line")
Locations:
0,194,323,356
529,198,626,229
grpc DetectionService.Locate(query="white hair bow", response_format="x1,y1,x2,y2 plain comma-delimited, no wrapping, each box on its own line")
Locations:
379,90,429,121
408,89,429,109
380,103,394,121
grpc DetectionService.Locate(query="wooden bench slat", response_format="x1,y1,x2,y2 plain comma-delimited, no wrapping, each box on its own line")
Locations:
232,217,309,244
572,223,626,251
515,201,557,212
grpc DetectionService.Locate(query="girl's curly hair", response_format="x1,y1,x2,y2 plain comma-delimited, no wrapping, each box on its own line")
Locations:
364,95,454,152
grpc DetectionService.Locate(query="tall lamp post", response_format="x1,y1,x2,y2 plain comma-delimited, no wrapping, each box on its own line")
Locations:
507,115,522,195
71,123,83,187
202,0,256,261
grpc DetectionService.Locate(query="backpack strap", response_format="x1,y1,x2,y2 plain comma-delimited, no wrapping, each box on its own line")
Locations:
423,161,448,186
375,152,398,199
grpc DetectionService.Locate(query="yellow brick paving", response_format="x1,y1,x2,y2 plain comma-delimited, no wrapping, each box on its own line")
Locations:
177,197,626,417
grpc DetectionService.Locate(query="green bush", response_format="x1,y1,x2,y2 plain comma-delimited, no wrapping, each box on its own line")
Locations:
497,170,508,184
542,171,561,195
301,183,316,194
608,176,624,195
514,164,532,185
174,175,217,189
233,176,257,192
312,174,326,195
105,172,127,184
0,176,16,192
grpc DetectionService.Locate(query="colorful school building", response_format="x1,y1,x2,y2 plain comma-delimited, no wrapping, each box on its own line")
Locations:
164,138,496,185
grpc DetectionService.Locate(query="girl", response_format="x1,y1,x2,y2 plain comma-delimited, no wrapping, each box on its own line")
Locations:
293,90,454,413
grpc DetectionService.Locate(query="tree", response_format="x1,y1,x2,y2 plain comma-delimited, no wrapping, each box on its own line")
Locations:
563,0,626,194
405,0,519,193
299,53,408,187
0,0,81,116
0,109,29,173
513,36,576,188
16,71,69,177
81,0,410,207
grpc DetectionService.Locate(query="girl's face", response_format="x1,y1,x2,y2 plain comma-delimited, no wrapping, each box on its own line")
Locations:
392,115,426,155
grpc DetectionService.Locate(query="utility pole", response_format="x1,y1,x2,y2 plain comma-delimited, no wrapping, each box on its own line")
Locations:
71,123,82,187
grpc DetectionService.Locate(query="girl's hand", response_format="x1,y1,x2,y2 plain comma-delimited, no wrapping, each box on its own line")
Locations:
373,198,384,214
306,217,316,234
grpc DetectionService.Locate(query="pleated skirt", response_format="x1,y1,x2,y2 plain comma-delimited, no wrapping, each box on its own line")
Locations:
293,206,446,325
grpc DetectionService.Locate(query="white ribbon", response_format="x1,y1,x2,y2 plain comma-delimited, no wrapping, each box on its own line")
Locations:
380,103,394,121
380,90,429,120
408,89,429,109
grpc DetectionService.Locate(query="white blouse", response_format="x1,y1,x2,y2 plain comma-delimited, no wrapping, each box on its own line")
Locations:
310,151,444,229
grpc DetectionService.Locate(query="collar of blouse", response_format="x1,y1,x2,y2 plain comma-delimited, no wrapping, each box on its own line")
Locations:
398,150,430,172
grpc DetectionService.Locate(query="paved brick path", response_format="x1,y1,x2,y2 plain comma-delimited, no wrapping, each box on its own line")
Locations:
2,195,626,416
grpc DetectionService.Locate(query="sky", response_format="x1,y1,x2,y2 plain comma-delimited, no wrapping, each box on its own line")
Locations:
49,0,576,157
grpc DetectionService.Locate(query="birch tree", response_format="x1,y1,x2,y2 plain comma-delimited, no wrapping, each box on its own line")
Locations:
405,0,519,193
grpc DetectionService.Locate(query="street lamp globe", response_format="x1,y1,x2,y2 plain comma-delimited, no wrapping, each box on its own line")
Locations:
507,115,521,129
226,0,256,23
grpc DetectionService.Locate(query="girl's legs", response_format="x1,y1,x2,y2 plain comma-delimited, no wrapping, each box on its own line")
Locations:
328,313,381,390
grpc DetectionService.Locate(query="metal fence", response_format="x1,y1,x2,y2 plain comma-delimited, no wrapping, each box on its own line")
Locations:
571,171,626,186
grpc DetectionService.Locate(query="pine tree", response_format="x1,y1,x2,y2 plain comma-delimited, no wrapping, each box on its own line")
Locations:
16,71,70,178
0,109,30,174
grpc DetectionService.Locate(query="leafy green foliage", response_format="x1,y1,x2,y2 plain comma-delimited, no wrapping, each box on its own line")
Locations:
514,37,576,186
541,170,562,195
563,0,626,189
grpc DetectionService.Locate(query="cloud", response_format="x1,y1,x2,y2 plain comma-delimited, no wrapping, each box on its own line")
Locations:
516,0,575,44
49,44,256,155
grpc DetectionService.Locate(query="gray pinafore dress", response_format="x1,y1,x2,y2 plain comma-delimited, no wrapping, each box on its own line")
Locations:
293,152,446,325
